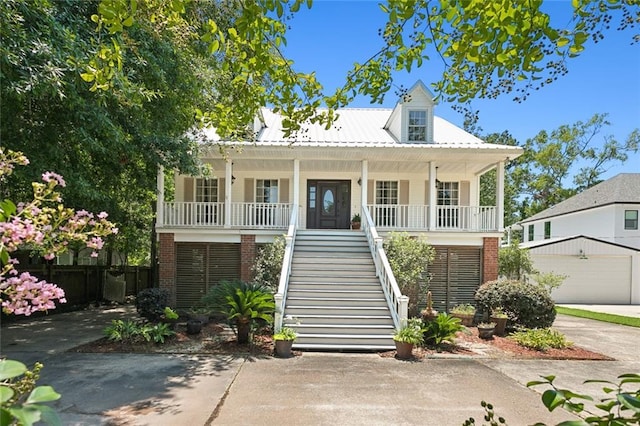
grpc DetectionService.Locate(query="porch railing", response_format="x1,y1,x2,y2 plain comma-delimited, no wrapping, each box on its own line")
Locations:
368,205,497,231
161,202,291,228
362,207,407,329
274,205,298,332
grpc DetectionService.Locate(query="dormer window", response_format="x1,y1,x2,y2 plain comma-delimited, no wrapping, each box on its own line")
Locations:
408,110,427,142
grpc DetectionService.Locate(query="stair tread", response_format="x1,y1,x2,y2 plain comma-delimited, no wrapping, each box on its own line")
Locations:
297,333,393,338
292,343,395,350
290,324,394,329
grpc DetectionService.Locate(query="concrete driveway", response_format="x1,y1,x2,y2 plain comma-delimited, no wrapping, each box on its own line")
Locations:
2,307,638,425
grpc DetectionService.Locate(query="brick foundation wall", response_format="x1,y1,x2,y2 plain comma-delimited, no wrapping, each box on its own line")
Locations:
482,237,499,283
158,233,176,306
240,235,256,282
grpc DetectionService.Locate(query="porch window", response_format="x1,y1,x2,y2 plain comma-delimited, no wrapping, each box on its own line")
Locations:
195,178,218,224
437,181,459,227
256,179,278,203
196,178,218,202
544,221,551,239
408,110,427,142
375,181,398,226
528,224,534,241
255,179,278,226
625,210,638,230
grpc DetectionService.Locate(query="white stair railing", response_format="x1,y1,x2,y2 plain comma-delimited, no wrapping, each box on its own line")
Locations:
274,205,298,332
362,207,408,329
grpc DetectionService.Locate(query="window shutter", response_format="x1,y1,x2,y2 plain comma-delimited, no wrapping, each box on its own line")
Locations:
460,181,470,206
367,180,374,204
219,178,225,202
280,179,289,204
244,178,254,202
184,177,194,202
425,180,430,205
400,180,409,205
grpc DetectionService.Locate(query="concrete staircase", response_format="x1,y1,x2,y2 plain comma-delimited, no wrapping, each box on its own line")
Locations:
283,229,395,351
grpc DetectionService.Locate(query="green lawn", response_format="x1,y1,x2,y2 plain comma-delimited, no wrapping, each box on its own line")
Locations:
556,306,640,328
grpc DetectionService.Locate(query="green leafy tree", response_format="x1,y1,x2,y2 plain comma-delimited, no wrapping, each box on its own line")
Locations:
384,232,435,317
499,240,536,281
519,114,639,217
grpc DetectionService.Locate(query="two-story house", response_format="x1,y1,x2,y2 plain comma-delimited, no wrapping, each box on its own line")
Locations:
519,173,640,304
155,81,524,349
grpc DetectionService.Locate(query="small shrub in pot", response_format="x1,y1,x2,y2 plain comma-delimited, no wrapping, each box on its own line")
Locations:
136,288,170,321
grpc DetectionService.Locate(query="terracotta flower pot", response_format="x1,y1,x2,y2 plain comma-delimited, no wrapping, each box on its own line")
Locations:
490,316,507,336
394,341,414,360
274,340,294,358
451,313,474,327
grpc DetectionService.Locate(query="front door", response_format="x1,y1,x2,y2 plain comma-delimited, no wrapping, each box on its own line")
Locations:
307,180,351,229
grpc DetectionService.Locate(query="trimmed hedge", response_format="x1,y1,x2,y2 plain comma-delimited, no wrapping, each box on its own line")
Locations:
475,279,556,329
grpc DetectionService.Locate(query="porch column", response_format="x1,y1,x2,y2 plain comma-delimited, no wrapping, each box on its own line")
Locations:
225,160,232,228
496,160,505,231
293,159,300,208
428,162,437,230
156,165,164,227
361,160,368,214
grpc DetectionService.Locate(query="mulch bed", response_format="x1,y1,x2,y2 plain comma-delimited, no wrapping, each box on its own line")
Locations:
71,322,612,361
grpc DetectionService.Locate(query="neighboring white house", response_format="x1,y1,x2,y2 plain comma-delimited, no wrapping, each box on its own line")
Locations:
519,173,640,305
519,173,640,249
155,80,523,336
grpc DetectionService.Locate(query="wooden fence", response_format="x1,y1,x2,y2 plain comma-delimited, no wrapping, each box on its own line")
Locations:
15,265,153,308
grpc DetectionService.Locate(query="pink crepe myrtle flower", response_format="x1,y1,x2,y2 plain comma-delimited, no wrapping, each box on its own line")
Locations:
42,171,66,187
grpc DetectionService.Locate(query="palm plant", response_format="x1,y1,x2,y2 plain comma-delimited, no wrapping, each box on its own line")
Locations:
222,288,275,344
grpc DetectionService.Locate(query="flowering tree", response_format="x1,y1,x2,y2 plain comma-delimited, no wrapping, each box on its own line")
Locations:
0,148,118,316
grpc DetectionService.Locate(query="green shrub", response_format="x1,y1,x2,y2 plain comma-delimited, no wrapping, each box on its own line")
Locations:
475,279,556,329
104,319,142,342
383,232,435,317
103,319,175,344
144,322,175,344
221,287,275,344
136,288,170,321
423,313,464,346
508,328,573,351
252,236,286,292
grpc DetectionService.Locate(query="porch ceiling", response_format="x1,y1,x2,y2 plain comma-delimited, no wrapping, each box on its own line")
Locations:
202,144,522,176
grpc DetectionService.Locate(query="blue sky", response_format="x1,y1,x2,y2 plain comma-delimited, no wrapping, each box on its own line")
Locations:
282,1,640,179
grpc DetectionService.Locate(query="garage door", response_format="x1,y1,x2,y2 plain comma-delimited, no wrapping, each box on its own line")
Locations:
532,255,632,304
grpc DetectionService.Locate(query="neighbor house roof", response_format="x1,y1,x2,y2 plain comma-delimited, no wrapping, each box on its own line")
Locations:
519,235,640,252
520,173,640,223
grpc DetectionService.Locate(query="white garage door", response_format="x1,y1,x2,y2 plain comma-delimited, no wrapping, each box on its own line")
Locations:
532,255,632,304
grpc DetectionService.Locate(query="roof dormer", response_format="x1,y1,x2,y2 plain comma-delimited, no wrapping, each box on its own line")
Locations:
384,80,436,144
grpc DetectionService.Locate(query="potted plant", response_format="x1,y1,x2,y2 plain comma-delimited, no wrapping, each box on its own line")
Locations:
186,319,203,335
187,307,211,324
477,322,496,339
351,213,361,230
273,327,297,358
450,303,476,326
393,318,424,360
490,307,508,336
420,291,438,322
161,306,180,329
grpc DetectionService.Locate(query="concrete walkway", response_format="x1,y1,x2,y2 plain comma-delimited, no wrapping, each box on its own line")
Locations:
1,306,639,425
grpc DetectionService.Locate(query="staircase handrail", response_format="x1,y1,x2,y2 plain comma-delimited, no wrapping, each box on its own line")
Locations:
274,204,298,332
361,207,408,329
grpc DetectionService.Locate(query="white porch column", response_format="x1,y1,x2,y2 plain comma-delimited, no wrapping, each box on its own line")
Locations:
428,162,437,230
496,160,505,231
224,160,232,228
156,165,164,227
293,159,300,207
361,160,368,214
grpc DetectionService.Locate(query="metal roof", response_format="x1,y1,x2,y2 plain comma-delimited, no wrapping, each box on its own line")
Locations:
256,108,488,146
521,173,640,223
